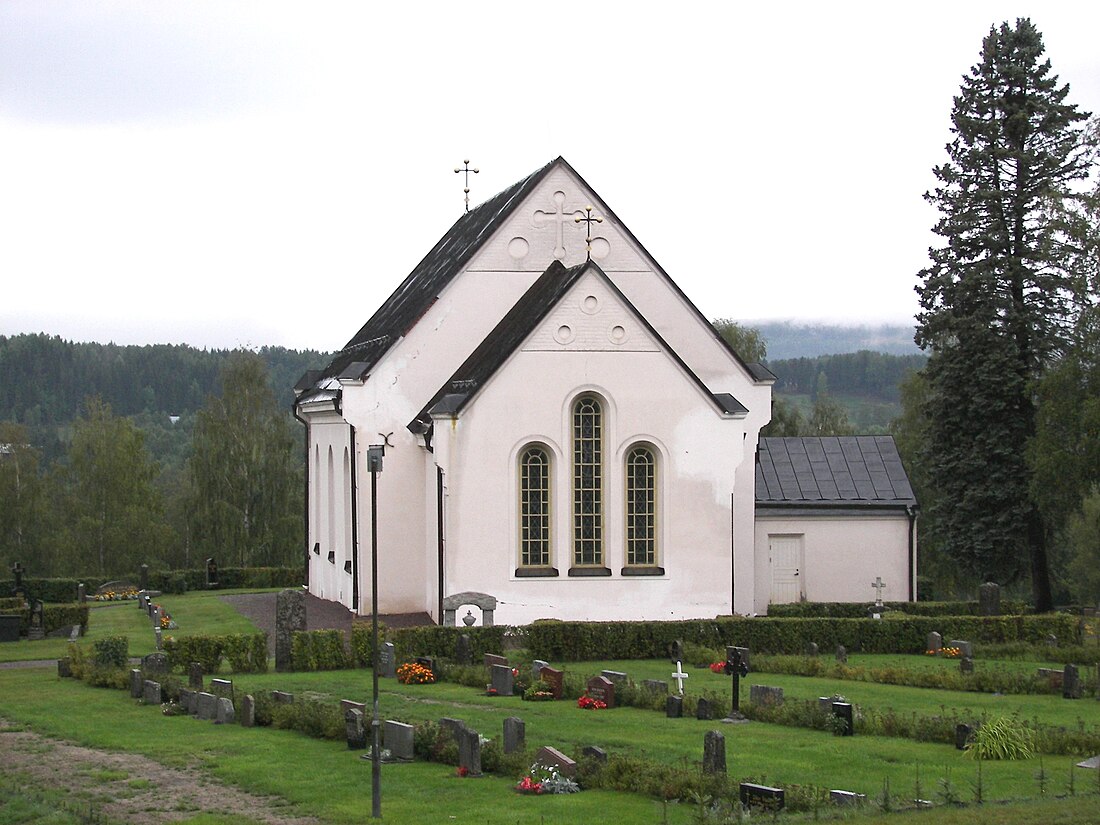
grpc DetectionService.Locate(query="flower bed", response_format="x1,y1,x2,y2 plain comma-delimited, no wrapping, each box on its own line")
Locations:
397,662,435,684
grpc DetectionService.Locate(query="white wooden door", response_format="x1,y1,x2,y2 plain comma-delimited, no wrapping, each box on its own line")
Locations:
769,535,803,604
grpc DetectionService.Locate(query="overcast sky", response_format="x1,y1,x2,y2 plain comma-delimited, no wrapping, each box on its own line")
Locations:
2,2,1098,352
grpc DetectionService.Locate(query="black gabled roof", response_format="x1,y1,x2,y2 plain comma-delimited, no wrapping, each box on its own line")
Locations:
315,158,558,383
412,259,749,429
755,436,917,509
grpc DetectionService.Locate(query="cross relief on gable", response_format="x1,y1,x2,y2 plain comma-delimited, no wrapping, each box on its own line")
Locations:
525,190,610,263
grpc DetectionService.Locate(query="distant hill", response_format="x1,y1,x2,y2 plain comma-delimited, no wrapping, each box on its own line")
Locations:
746,322,921,360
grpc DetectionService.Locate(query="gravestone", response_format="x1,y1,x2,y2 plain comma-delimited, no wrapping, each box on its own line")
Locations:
531,660,549,682
805,642,819,657
750,685,784,706
1063,664,1082,699
490,664,514,696
340,699,366,715
586,675,615,709
601,670,628,685
582,745,607,763
385,721,415,761
28,600,45,640
141,653,168,674
978,582,1001,616
927,632,943,653
210,679,234,701
0,614,20,642
271,690,295,704
950,639,973,658
216,697,235,725
143,680,162,705
1038,668,1065,689
835,645,847,664
666,695,683,718
740,783,785,811
275,588,306,672
345,708,366,750
830,790,866,806
722,646,749,722
1046,633,1058,647
439,717,467,739
415,656,437,676
57,658,72,678
457,726,482,776
154,627,163,650
831,702,854,736
671,661,690,695
483,653,508,669
955,723,974,750
539,665,564,700
77,583,86,604
643,679,668,695
189,663,204,690
455,634,472,666
696,697,713,720
240,694,255,727
703,730,726,774
9,561,26,600
503,717,525,754
378,642,396,678
534,745,576,778
669,639,684,663
205,557,219,588
196,692,218,720
179,688,194,712
960,656,974,674
129,669,144,698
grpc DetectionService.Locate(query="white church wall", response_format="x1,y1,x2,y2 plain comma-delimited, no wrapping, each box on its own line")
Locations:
304,418,351,605
753,513,911,612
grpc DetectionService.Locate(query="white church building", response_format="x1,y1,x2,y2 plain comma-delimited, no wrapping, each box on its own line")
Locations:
294,157,918,624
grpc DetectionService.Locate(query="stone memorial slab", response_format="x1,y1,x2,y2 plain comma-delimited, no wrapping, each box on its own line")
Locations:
534,745,576,777
140,564,149,591
831,702,854,736
55,657,71,678
960,656,974,674
455,634,472,666
835,645,847,664
271,690,294,704
216,697,235,725
955,723,974,750
457,726,482,776
601,670,628,685
703,730,726,774
979,582,1001,616
154,626,163,650
1076,755,1100,769
340,699,366,715
503,717,525,754
582,745,608,763
740,783,785,811
830,790,866,806
240,694,255,727
643,679,668,695
385,720,415,761
210,679,234,701
531,660,549,682
275,589,306,672
483,653,508,669
129,669,144,699
696,697,714,720
666,695,683,718
539,665,564,700
950,639,973,658
1063,663,1082,699
669,640,684,663
77,583,86,604
805,642,819,657
345,708,366,750
927,632,943,653
143,680,162,705
141,653,168,674
490,663,514,696
189,662,204,690
439,717,467,739
179,688,194,713
750,685,784,706
0,615,21,643
196,692,218,720
586,675,615,709
1038,667,1065,688
378,642,396,678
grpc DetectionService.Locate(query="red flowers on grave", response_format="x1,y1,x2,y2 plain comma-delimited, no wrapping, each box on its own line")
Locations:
515,775,544,795
709,662,726,674
576,693,607,710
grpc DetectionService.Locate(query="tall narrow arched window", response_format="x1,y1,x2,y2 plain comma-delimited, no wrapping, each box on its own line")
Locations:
519,446,551,569
572,396,603,567
625,445,657,567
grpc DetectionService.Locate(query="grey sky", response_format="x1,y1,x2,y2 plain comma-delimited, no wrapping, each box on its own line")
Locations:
2,1,1098,351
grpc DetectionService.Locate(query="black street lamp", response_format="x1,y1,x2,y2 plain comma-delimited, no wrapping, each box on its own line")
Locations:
367,444,385,819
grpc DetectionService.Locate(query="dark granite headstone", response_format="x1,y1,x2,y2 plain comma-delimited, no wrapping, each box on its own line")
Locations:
439,717,467,739
275,588,306,672
179,688,194,713
143,680,162,705
539,665,564,700
215,697,235,725
240,694,255,727
1063,663,1082,699
189,662,204,690
483,653,508,669
457,726,482,776
927,632,943,653
830,790,867,806
586,675,615,708
210,678,234,702
601,669,628,685
9,561,25,601
455,634,472,666
0,614,20,642
696,697,713,720
415,656,437,677
490,664,514,696
57,658,72,678
130,669,144,699
271,690,295,704
960,656,974,674
378,642,396,678
955,723,974,750
205,557,219,588
950,639,973,658
503,717,525,754
750,685,784,706
831,702,854,736
582,745,607,763
740,783,785,810
978,582,1001,616
534,745,576,777
140,564,149,591
346,708,366,750
27,599,45,641
531,659,549,681
703,730,726,774
196,692,218,720
666,695,683,718
77,583,86,604
385,721,415,761
141,653,168,675
643,679,668,695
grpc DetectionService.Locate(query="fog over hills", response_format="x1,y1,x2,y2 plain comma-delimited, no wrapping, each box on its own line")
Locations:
745,322,922,361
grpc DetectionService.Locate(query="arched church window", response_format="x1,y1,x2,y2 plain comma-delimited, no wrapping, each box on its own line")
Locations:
572,396,603,567
519,446,551,568
625,445,657,567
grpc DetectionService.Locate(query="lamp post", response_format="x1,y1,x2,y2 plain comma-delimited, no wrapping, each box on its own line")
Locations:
367,444,384,819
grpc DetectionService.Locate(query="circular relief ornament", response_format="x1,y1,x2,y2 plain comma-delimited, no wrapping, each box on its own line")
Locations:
609,325,627,345
554,324,575,345
590,237,611,260
581,295,599,314
507,237,530,260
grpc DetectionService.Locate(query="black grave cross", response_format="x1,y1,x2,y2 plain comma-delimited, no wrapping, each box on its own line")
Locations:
454,159,479,213
10,561,26,600
574,205,603,261
723,647,749,721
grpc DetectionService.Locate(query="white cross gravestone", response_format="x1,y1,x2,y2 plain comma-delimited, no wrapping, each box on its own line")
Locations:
871,577,887,607
671,661,690,696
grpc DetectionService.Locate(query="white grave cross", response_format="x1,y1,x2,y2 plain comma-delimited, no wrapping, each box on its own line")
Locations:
871,576,886,607
671,660,690,695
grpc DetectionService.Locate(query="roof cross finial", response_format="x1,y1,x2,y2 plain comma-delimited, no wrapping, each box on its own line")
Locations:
575,205,603,261
454,159,479,212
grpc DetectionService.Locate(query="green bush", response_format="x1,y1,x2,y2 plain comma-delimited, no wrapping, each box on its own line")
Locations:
92,636,129,668
350,621,384,667
164,635,224,673
967,716,1035,760
766,600,1030,618
271,697,345,740
290,630,349,671
390,625,509,665
222,633,269,673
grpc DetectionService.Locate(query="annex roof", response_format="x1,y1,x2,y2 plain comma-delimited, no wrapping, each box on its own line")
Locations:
755,436,917,510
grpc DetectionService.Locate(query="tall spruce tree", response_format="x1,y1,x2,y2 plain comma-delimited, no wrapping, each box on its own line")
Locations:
915,19,1094,609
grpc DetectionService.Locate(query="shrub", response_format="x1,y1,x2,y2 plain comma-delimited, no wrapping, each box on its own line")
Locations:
164,635,224,673
290,630,349,671
222,633,269,673
271,697,344,740
92,636,129,669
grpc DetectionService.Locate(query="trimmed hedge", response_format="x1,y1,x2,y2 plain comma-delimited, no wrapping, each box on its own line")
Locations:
766,600,1031,618
290,629,350,671
0,602,89,636
389,625,509,665
163,632,269,673
0,567,302,603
